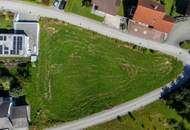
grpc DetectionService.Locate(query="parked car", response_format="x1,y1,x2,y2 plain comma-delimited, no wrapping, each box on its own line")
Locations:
53,0,67,10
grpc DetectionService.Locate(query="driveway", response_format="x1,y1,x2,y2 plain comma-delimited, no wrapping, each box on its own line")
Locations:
166,20,190,46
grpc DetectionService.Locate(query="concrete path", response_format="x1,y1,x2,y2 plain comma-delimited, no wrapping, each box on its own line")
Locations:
1,1,190,130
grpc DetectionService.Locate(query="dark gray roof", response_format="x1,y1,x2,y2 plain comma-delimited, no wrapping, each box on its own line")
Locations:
11,106,28,119
0,98,11,118
0,97,29,129
11,106,29,129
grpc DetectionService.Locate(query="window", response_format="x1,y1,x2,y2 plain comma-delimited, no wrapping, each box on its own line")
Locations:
94,5,98,10
4,36,7,41
0,36,3,41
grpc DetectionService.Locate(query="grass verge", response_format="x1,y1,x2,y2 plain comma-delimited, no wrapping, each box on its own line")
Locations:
87,100,190,130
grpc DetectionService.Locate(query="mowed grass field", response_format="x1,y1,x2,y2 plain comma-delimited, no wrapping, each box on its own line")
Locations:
64,0,104,21
23,18,183,129
87,100,187,130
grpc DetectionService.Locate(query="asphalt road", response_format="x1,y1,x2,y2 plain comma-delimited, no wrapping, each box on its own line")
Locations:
1,1,190,130
166,20,190,46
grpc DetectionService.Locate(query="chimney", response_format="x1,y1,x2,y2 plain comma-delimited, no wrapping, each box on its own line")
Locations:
154,5,159,10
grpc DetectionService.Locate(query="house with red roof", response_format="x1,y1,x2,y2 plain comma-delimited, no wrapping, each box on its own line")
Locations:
128,0,175,41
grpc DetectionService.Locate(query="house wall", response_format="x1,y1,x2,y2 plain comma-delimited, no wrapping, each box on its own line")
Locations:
14,127,29,130
128,20,167,42
91,4,107,17
104,14,123,29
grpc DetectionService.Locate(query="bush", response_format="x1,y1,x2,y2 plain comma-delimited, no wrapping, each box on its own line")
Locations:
10,87,25,97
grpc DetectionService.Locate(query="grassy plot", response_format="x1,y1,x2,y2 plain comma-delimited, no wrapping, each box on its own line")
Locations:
64,0,104,22
87,100,189,130
25,18,183,129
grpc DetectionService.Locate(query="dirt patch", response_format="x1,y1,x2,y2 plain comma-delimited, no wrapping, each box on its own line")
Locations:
47,27,58,34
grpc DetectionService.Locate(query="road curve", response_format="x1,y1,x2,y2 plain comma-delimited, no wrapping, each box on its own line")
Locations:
166,20,190,46
1,1,190,130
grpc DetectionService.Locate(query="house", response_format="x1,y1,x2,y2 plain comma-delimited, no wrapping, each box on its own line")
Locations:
92,0,125,29
128,0,175,41
0,13,40,62
92,0,121,16
0,31,30,56
0,97,30,130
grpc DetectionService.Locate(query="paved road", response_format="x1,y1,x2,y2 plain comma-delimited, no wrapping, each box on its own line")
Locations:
166,20,190,46
1,1,190,130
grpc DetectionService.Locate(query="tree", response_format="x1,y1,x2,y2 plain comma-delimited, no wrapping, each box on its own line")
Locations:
82,0,92,7
9,87,24,97
165,83,190,123
0,77,12,91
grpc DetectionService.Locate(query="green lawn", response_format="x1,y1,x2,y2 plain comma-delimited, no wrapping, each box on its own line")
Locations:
24,18,183,129
180,41,190,50
87,100,190,130
64,0,104,22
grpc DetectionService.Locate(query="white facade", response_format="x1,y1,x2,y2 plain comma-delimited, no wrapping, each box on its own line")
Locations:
0,13,40,62
0,34,30,56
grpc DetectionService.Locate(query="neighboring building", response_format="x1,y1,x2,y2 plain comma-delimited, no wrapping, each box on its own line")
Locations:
92,0,121,16
128,0,175,42
0,13,40,62
0,97,30,130
0,32,29,56
14,13,40,62
92,0,125,29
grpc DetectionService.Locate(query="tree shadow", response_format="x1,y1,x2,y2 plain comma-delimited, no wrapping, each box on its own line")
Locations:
13,96,28,106
122,0,138,18
175,0,190,15
161,65,190,124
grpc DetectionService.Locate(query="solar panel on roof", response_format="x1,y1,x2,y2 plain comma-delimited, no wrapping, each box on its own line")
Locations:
4,51,9,54
0,36,3,41
4,36,7,41
10,50,15,55
0,45,2,54
4,47,9,51
17,36,23,50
